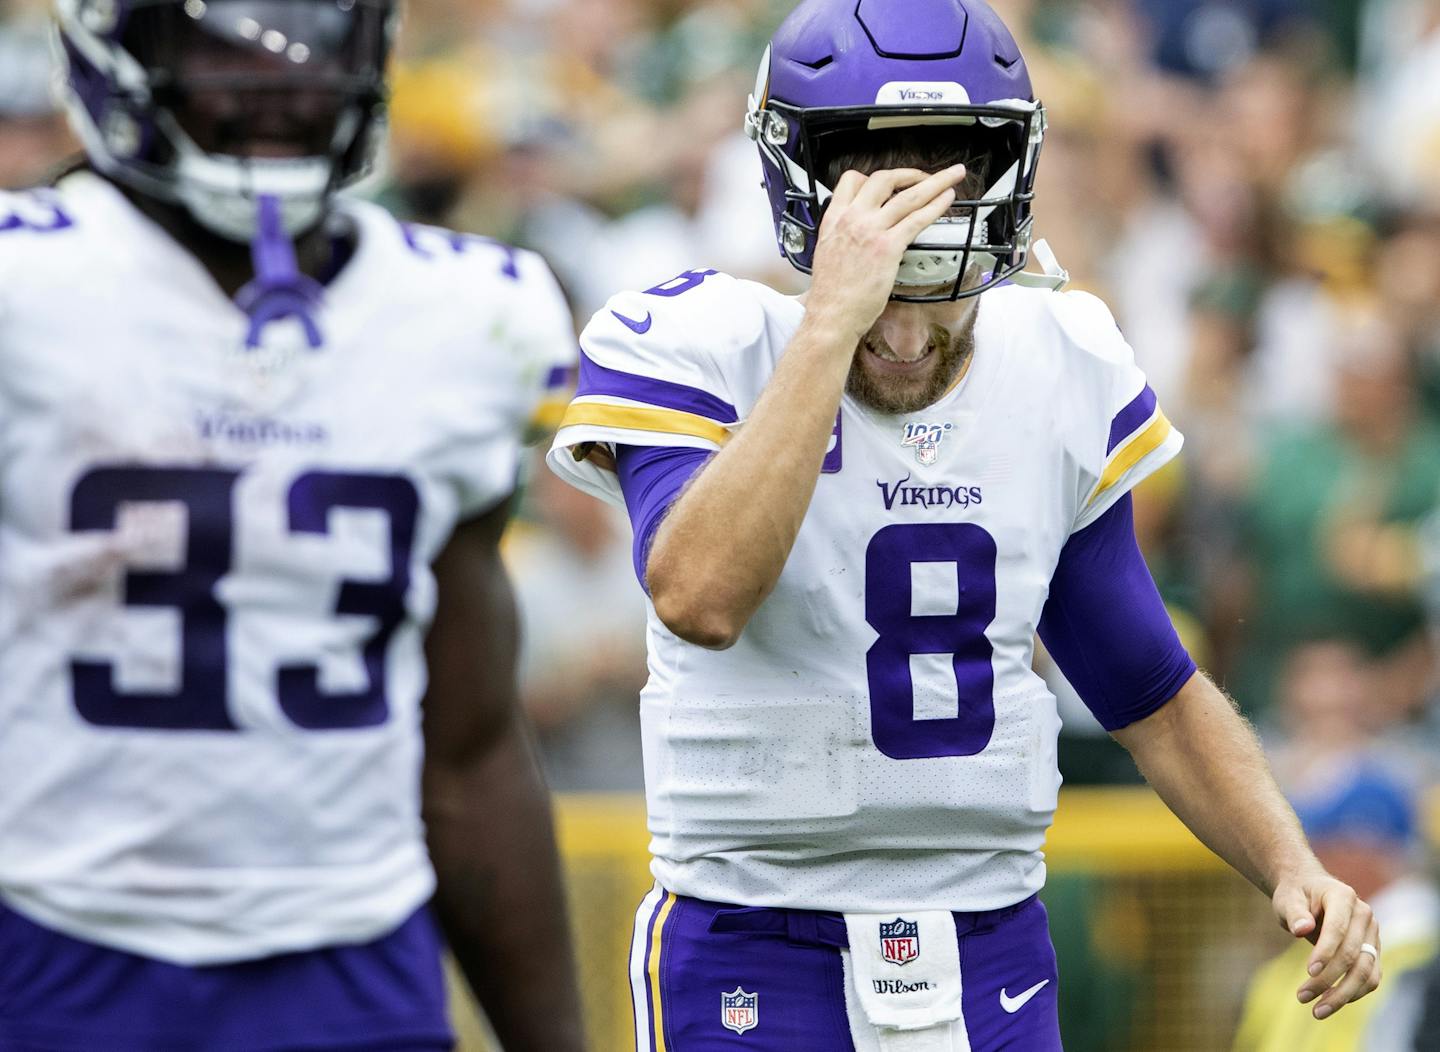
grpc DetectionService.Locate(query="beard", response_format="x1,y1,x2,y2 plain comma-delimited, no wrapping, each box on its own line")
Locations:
845,312,978,415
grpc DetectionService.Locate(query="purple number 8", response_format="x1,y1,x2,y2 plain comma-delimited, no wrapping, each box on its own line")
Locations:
865,523,997,759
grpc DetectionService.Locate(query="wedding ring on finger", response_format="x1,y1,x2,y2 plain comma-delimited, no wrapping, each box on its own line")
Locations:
1358,943,1379,961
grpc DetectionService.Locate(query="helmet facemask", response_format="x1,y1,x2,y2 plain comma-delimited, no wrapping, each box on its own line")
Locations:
56,0,394,242
814,117,1041,299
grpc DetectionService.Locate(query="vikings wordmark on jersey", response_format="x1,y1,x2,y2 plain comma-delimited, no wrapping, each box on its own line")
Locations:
0,173,574,965
549,268,1181,916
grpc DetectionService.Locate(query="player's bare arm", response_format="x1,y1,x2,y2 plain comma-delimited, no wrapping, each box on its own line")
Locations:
647,165,964,648
422,497,586,1052
1111,671,1382,1020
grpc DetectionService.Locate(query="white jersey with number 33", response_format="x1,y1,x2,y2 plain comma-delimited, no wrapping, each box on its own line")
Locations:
549,268,1182,913
0,173,574,964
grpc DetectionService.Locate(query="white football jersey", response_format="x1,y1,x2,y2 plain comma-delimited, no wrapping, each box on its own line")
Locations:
549,269,1182,913
0,173,574,964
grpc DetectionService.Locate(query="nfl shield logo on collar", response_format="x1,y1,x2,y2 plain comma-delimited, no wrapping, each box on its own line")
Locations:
879,918,920,966
721,987,759,1034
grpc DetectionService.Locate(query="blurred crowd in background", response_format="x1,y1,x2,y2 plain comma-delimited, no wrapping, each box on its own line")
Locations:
5,0,1440,1042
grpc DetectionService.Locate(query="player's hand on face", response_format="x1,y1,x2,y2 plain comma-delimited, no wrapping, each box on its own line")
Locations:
805,164,965,343
1272,870,1382,1020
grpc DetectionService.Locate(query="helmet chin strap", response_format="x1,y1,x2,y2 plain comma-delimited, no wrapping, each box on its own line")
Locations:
235,194,326,350
1007,239,1069,291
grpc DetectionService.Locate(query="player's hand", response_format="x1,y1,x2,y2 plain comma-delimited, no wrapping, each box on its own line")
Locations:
1272,869,1382,1020
804,164,965,342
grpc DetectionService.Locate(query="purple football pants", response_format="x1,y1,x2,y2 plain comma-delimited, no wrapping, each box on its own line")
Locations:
0,898,453,1051
630,885,1061,1051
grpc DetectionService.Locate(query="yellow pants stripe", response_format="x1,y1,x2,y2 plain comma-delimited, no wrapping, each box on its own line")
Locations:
648,891,677,1051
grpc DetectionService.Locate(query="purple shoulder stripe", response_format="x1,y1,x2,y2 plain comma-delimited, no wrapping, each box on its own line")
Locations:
1107,385,1158,454
578,351,738,424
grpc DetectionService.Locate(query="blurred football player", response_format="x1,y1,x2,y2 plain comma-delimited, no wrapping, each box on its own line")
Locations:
0,1,584,1049
548,0,1381,1047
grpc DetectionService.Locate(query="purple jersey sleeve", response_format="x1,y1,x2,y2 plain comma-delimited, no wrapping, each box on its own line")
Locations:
614,444,713,591
1038,494,1196,731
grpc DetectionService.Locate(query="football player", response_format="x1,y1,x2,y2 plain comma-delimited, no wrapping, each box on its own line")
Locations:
0,1,584,1050
547,0,1381,1047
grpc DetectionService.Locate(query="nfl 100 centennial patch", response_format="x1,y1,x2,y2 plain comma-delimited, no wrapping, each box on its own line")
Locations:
900,422,954,466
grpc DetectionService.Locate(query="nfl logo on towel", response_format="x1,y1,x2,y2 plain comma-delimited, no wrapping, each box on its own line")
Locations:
879,918,921,966
721,987,758,1034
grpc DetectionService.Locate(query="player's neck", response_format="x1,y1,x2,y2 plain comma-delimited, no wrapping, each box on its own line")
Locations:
119,186,349,300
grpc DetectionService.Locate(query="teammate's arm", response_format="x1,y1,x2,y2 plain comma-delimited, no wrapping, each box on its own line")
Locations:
1112,673,1381,1022
421,496,586,1052
646,165,965,649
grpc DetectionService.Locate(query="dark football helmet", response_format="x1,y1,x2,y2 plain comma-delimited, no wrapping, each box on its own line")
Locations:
56,0,395,241
746,0,1064,301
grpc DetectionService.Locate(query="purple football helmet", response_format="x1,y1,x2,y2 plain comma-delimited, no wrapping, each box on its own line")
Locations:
746,0,1049,301
55,0,395,241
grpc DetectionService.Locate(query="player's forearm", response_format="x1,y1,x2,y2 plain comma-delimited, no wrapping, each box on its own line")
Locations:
1112,671,1323,897
424,724,586,1052
647,314,855,648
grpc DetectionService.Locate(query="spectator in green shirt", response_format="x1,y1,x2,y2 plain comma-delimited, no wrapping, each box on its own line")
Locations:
1231,307,1440,719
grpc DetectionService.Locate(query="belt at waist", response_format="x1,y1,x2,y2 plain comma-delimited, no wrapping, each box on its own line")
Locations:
705,893,1039,948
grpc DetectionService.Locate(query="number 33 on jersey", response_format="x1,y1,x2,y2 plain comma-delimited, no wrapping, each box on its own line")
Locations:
0,173,575,964
547,268,1182,914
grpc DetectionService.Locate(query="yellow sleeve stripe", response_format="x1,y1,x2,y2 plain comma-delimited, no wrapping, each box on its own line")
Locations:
558,401,732,447
649,891,677,1052
1089,410,1174,505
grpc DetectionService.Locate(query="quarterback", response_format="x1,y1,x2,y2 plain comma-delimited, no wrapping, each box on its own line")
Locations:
549,0,1382,1048
0,0,583,1049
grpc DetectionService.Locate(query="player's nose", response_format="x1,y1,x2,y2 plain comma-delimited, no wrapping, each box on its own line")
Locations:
871,308,931,361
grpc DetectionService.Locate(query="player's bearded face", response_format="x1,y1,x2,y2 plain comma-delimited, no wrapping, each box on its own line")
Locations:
847,302,977,415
